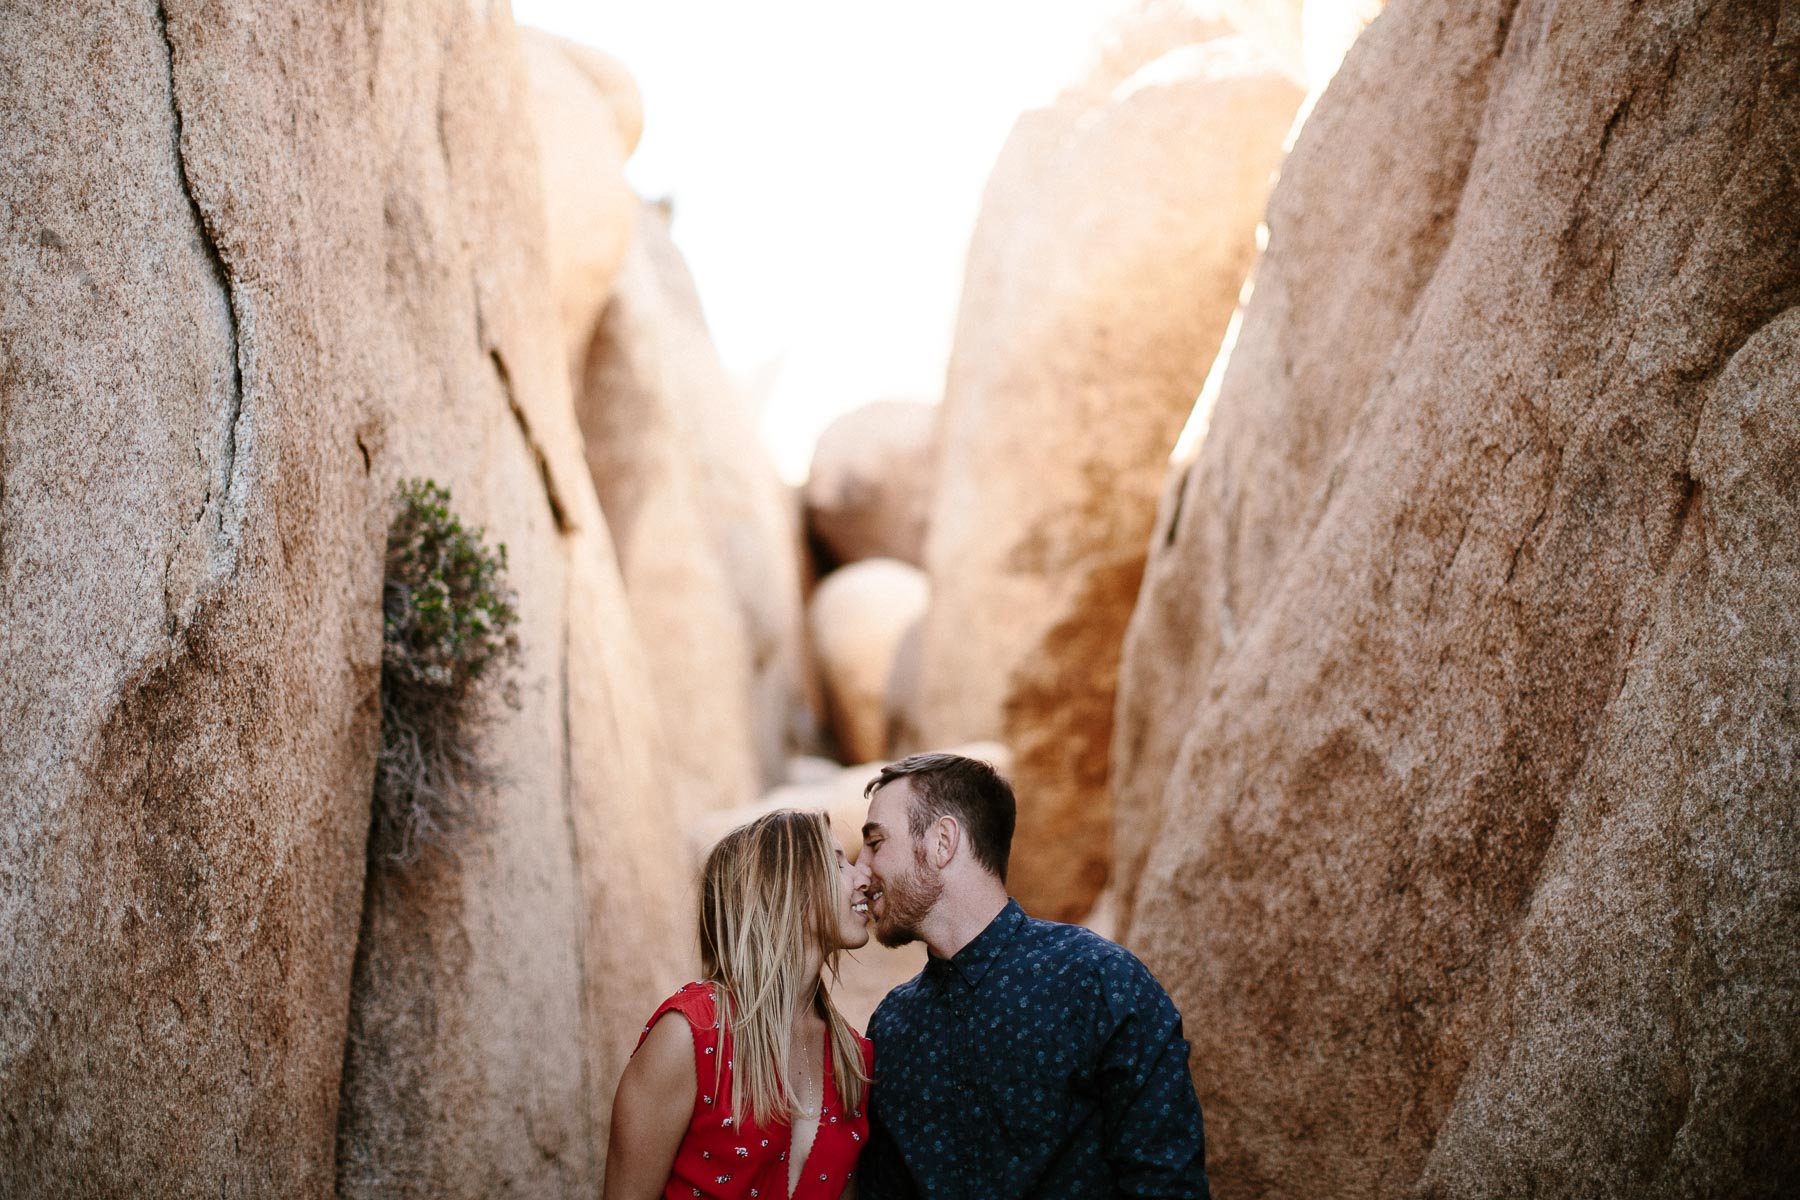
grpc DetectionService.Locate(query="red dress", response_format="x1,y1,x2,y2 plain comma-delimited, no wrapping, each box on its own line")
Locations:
634,982,873,1200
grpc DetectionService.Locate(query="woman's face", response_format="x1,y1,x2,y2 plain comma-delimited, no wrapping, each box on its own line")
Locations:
829,841,872,952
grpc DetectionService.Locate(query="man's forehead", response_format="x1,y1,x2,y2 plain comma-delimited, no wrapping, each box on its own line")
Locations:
863,776,913,833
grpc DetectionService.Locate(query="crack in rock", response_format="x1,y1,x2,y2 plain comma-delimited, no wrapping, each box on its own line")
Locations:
154,1,250,603
488,349,573,533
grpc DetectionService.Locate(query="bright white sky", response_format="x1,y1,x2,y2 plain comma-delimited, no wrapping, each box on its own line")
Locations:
513,0,1129,480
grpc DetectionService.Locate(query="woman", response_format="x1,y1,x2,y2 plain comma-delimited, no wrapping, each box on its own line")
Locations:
603,810,875,1200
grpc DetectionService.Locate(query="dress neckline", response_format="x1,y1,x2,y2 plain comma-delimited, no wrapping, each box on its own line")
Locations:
785,1025,834,1199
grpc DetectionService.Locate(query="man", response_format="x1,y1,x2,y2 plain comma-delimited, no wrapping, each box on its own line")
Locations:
854,752,1209,1199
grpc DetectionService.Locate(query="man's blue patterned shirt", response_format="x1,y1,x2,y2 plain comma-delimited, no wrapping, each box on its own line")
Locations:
862,899,1209,1199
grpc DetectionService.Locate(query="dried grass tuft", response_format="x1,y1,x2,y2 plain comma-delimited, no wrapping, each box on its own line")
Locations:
373,479,521,868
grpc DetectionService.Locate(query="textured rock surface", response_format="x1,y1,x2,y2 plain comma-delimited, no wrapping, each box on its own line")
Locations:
804,398,938,567
577,202,812,808
916,26,1303,921
1,4,384,1192
1,4,688,1196
1116,2,1800,1196
809,560,930,766
339,506,690,1200
331,15,690,1199
519,27,642,368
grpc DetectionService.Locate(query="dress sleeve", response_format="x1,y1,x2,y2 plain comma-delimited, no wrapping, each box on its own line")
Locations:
632,984,718,1087
1092,953,1211,1199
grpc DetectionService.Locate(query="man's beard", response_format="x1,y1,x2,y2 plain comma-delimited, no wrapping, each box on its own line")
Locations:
873,849,942,948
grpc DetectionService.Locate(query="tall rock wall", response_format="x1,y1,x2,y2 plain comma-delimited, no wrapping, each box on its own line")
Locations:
333,12,694,1199
576,202,812,807
519,27,643,370
916,21,1303,920
1115,1,1800,1195
2,4,688,1196
1,3,385,1191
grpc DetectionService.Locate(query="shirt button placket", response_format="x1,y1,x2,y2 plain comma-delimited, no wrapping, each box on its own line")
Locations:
953,980,977,1200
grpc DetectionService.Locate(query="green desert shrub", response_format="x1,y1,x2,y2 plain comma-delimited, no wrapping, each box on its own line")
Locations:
373,478,521,867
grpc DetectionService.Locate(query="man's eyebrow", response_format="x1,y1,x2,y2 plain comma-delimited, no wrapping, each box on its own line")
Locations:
861,822,884,840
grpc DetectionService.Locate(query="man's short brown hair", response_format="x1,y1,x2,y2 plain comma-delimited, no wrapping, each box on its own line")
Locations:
864,752,1017,882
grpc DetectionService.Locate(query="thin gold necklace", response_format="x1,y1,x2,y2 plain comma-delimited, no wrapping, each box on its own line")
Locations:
794,1027,821,1118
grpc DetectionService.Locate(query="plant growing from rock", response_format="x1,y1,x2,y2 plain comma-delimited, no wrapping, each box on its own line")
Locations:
373,478,521,867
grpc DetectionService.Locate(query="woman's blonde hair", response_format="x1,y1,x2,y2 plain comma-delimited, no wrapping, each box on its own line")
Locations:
699,809,869,1126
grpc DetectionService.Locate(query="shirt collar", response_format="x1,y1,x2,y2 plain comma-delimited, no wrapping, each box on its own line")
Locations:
926,898,1025,990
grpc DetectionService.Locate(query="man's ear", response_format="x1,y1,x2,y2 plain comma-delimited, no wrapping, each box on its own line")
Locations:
932,815,962,870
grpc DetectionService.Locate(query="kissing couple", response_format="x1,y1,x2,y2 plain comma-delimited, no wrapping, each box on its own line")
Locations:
601,752,1210,1200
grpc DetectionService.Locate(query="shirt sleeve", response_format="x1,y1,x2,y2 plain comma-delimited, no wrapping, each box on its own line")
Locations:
1092,952,1211,1199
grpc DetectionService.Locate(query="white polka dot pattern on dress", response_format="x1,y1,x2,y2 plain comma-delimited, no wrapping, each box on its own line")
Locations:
630,980,875,1199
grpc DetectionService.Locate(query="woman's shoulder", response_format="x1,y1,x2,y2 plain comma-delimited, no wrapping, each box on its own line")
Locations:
637,981,719,1044
664,979,720,1018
